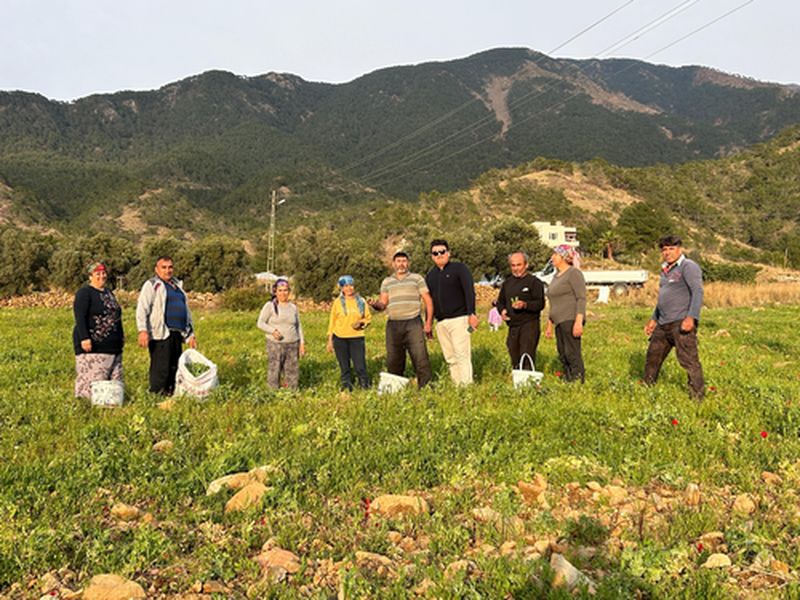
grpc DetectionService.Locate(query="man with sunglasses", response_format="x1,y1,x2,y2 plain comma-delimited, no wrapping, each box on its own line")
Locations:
425,239,479,385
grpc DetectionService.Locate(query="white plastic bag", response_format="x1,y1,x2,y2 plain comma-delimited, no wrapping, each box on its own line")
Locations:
512,353,544,389
175,349,218,398
91,380,124,407
377,371,410,395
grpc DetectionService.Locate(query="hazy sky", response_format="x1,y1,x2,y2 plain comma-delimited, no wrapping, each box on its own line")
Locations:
2,0,795,101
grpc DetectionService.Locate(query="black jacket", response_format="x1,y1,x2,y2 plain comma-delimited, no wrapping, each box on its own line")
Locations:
72,286,124,355
496,273,545,327
425,261,475,321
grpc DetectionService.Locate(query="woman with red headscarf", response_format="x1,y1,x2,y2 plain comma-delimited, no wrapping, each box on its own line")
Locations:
72,262,124,398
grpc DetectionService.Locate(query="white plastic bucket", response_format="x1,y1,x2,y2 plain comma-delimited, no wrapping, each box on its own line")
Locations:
377,372,410,395
91,380,124,407
512,353,544,389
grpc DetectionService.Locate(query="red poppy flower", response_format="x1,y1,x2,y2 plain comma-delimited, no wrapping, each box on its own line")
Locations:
671,418,679,426
696,542,704,553
554,371,563,378
361,497,371,523
760,431,768,439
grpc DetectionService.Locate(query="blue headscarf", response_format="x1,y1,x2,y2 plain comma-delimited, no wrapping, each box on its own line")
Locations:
337,275,365,316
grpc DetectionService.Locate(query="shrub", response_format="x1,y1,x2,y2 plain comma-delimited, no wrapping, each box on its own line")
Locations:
220,284,270,312
180,236,250,293
48,233,138,291
698,259,761,283
0,228,54,296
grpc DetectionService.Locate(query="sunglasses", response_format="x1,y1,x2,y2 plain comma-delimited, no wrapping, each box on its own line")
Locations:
431,249,448,257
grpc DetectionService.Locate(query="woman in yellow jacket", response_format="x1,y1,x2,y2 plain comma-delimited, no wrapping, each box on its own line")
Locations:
327,275,372,390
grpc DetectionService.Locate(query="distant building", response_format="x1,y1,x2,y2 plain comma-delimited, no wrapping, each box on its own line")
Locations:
532,221,579,249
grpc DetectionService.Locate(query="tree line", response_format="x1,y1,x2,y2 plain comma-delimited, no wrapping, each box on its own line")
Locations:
0,219,554,300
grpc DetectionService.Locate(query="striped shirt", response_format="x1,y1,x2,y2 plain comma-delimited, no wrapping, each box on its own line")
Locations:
381,273,428,320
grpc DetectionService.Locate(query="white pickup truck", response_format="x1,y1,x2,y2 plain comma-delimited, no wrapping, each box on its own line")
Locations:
534,261,649,296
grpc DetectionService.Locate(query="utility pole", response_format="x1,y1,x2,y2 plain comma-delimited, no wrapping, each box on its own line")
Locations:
267,189,277,275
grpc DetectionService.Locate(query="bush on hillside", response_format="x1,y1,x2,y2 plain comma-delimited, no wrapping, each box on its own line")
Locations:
220,283,270,312
179,236,250,293
698,259,761,284
48,233,138,290
0,228,54,297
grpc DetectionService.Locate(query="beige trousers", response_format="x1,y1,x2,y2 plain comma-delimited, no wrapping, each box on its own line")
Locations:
435,315,473,385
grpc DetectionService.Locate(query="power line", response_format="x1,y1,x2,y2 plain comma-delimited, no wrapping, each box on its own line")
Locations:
371,0,756,189
548,0,636,55
362,0,699,185
596,0,700,55
292,1,639,190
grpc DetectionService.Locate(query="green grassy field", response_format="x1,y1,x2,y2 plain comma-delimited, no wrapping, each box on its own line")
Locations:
1,305,800,598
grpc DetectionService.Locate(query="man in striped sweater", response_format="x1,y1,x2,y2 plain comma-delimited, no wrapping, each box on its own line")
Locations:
371,252,434,387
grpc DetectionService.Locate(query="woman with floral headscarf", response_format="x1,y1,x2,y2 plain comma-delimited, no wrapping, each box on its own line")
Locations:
545,245,586,382
326,275,372,390
257,278,305,389
73,262,124,398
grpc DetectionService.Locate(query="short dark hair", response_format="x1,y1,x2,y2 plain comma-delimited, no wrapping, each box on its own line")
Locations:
155,255,174,264
430,239,449,251
392,251,409,260
659,235,682,248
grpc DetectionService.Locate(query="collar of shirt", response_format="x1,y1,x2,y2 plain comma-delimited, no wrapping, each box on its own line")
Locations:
661,253,685,274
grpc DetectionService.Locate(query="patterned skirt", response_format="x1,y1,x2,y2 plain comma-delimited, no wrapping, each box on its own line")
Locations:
75,353,123,399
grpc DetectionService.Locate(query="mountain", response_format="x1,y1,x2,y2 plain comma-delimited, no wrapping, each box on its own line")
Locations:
1,47,799,232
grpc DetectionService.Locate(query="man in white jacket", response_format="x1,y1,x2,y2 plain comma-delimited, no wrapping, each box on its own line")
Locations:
136,256,197,395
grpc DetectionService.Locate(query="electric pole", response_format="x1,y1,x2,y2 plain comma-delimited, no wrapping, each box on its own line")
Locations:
267,189,277,275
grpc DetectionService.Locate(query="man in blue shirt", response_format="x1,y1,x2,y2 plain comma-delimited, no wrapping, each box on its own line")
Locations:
644,236,704,399
136,256,197,395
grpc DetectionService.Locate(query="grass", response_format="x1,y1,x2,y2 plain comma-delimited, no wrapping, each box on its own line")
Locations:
1,304,799,597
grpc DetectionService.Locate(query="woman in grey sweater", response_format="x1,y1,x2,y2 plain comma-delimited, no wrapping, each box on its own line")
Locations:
257,278,305,389
545,245,586,382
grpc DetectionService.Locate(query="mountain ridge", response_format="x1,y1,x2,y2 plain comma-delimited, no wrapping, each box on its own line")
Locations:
1,47,799,230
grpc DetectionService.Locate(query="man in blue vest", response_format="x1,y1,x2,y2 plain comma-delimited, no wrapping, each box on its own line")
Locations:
136,256,197,395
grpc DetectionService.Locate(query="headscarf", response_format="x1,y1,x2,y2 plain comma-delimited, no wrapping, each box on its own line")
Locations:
271,277,290,315
553,244,581,268
87,262,106,274
337,275,365,316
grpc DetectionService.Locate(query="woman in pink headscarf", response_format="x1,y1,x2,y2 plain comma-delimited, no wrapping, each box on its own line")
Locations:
72,262,124,398
544,245,586,382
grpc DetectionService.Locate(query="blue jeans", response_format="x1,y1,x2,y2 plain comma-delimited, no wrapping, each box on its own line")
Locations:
333,335,370,390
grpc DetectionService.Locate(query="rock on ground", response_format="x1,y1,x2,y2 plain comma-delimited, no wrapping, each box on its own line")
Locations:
110,503,141,522
83,574,146,600
703,553,732,569
371,494,429,518
550,553,595,592
224,482,269,514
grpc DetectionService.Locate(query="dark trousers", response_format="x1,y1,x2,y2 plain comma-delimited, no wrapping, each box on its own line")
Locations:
506,320,541,370
644,320,705,399
333,335,370,390
148,330,183,395
555,320,584,383
386,318,432,388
